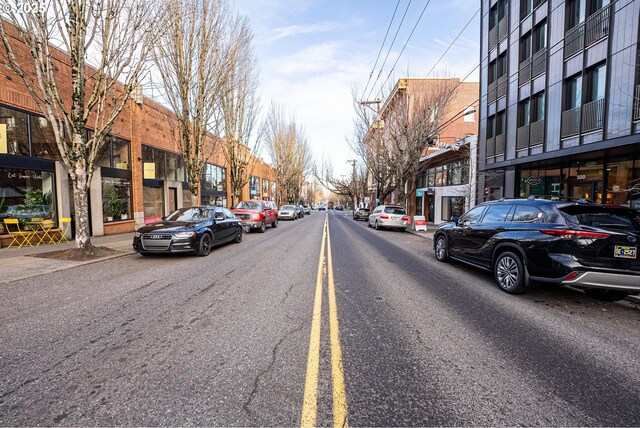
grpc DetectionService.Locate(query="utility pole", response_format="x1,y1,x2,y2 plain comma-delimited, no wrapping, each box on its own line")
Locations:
347,159,357,209
359,98,381,208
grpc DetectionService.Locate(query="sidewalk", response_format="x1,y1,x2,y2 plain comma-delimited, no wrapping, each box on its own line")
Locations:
405,224,436,241
0,232,136,284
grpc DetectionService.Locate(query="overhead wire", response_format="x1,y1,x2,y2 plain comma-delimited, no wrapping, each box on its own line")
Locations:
364,0,413,101
360,0,401,100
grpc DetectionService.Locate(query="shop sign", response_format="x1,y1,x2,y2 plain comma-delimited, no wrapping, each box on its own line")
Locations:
527,176,542,186
416,189,424,197
0,124,7,154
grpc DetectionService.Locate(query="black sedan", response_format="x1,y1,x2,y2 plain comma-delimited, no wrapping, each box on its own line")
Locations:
133,206,243,257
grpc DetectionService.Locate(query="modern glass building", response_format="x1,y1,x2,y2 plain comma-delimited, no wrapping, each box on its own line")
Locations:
479,0,640,208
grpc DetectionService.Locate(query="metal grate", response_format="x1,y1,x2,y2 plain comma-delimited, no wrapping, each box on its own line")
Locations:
495,134,505,155
496,75,508,99
585,6,609,47
530,119,545,146
634,85,640,121
517,124,530,149
519,57,532,84
581,98,604,132
531,48,547,78
564,25,584,59
561,106,581,137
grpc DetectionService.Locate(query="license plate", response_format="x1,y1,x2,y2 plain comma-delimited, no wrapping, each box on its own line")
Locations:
614,245,637,259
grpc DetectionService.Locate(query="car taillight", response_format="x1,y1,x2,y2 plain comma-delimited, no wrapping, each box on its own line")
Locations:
401,216,409,221
380,215,389,219
564,271,582,281
540,229,609,239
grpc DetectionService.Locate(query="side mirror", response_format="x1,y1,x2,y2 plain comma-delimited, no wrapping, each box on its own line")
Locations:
450,215,460,223
161,216,167,221
215,214,224,221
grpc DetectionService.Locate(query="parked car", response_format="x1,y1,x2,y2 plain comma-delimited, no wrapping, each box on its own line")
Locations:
335,205,344,211
133,206,243,257
368,205,409,230
232,200,278,232
303,204,311,215
294,205,304,218
278,205,297,220
311,204,318,210
353,208,371,221
433,197,640,300
318,204,326,211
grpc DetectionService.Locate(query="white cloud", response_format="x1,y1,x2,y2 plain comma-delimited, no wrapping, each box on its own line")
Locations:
266,22,341,42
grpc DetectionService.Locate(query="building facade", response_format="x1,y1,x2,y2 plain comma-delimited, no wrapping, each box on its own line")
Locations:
0,22,276,242
479,0,640,207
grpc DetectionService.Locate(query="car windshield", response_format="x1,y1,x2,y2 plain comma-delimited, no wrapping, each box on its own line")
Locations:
384,207,406,215
281,205,295,210
166,207,212,222
559,206,640,232
236,201,262,210
359,208,370,212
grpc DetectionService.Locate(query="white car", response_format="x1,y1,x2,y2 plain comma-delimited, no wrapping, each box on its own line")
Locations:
368,205,409,230
278,205,297,220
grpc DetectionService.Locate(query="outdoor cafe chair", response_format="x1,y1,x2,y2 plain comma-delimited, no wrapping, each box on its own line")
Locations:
50,217,71,244
3,218,34,248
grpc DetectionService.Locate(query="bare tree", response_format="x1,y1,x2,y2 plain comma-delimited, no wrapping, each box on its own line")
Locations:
263,103,312,206
152,0,234,205
219,16,260,208
0,0,158,250
350,79,458,207
315,158,368,208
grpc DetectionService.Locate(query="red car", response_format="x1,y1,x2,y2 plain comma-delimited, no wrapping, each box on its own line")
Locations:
232,200,278,232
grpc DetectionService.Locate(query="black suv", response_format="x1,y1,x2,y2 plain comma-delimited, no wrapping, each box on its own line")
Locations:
433,198,640,301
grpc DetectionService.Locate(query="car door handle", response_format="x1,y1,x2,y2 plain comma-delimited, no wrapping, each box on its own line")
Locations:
495,226,505,231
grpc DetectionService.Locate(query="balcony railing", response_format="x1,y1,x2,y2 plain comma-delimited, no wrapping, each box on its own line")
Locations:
495,133,505,155
564,24,584,59
585,5,610,47
561,106,581,137
489,26,498,49
498,16,509,42
486,137,496,157
517,124,529,149
582,98,604,132
519,57,532,84
531,48,547,78
487,81,497,104
634,85,640,121
496,74,508,99
530,119,544,146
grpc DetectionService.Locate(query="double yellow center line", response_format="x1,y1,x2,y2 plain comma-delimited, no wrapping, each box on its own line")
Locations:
301,215,348,428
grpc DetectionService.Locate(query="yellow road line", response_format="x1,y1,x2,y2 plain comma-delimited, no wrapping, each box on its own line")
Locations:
301,215,327,428
326,220,349,428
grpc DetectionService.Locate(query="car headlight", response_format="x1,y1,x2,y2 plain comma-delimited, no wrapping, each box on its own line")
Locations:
251,214,261,220
174,231,195,238
135,231,142,238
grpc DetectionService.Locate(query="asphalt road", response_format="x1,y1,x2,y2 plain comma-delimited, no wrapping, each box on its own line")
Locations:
1,210,639,426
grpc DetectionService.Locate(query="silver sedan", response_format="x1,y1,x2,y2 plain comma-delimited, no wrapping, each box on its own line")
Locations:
278,205,297,220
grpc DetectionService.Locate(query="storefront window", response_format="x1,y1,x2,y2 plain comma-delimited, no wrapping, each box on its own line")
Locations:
271,181,276,199
606,159,634,206
166,152,182,181
30,116,60,160
0,168,56,225
0,106,29,156
262,179,269,198
250,176,259,199
142,145,166,179
102,177,131,222
112,137,130,170
441,196,465,221
143,186,164,223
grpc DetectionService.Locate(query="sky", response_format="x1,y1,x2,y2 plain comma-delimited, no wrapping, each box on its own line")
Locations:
232,0,481,176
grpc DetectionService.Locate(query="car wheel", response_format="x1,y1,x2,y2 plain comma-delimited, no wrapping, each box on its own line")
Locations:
494,251,526,294
272,219,278,228
367,220,371,227
375,221,381,230
234,227,243,243
584,289,628,301
259,221,266,233
434,235,449,262
197,233,212,257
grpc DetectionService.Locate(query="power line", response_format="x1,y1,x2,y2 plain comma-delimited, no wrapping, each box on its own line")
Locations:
361,0,401,100
374,0,433,99
365,0,413,101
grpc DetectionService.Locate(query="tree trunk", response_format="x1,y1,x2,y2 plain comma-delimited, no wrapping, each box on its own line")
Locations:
71,159,91,250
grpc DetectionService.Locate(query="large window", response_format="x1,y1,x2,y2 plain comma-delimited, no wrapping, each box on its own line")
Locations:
565,75,582,109
29,115,59,160
97,136,131,170
586,63,606,102
441,197,466,222
102,177,132,222
249,176,259,199
0,106,29,157
202,164,226,192
0,168,56,224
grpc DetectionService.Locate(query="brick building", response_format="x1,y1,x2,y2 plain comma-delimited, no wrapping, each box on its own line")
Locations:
367,78,478,219
0,20,276,241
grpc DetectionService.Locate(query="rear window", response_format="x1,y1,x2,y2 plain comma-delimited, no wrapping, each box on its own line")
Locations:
358,208,370,212
384,207,406,215
512,205,544,222
236,201,263,210
559,206,640,232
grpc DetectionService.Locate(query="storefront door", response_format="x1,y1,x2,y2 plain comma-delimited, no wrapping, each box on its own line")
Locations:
169,187,178,212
